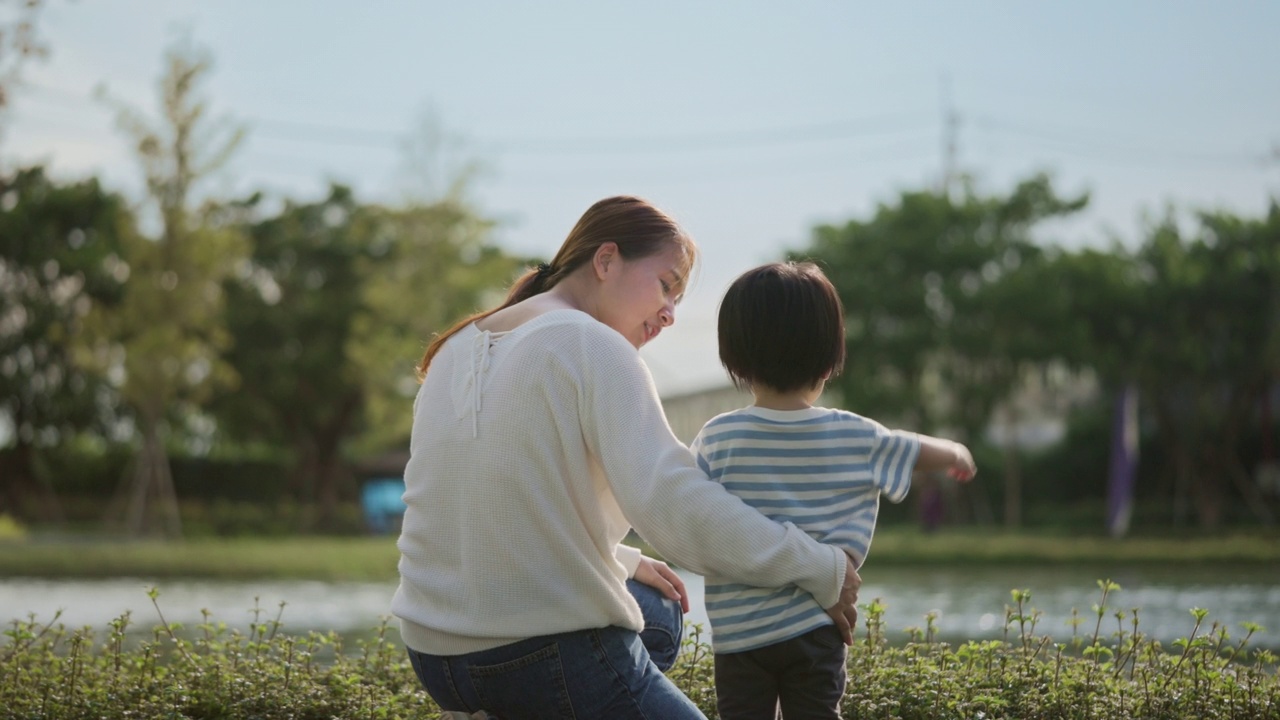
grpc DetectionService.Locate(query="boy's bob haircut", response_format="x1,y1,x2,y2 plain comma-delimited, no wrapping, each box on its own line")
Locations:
717,261,846,393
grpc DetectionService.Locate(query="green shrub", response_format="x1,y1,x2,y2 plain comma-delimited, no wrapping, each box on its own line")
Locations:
0,513,26,541
1,591,432,720
839,582,1280,719
2,582,1277,719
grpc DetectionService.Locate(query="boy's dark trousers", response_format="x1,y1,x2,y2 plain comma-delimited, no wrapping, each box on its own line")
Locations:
713,625,848,720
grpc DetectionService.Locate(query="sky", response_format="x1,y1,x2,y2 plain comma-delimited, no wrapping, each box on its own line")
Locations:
6,0,1279,396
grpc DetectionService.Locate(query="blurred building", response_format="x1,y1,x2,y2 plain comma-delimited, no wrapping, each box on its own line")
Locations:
661,363,1100,451
984,364,1100,451
660,383,840,444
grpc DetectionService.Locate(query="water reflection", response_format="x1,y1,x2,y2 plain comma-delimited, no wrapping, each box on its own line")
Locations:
0,578,396,636
853,565,1280,648
2,564,1277,650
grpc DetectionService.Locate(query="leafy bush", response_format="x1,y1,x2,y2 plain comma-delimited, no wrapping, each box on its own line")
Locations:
838,582,1280,719
1,590,430,720
0,513,26,541
2,583,1276,719
178,500,367,537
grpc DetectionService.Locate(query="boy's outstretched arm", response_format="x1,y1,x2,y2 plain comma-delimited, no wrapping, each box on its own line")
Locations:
915,434,977,481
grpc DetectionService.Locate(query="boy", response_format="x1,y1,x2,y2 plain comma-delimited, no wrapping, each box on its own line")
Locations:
691,261,976,720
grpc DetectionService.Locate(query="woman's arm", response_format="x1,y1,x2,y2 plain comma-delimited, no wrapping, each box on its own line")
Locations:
614,542,643,577
578,326,849,609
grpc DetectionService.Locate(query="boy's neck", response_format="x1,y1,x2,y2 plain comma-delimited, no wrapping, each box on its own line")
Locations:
751,381,825,411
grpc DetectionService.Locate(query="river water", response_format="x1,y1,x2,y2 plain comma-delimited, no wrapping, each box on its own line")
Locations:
3,564,1278,650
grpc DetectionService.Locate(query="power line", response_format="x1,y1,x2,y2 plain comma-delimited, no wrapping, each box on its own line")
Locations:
253,114,937,156
16,80,1275,171
21,83,936,154
483,115,933,155
248,118,399,149
970,116,1267,168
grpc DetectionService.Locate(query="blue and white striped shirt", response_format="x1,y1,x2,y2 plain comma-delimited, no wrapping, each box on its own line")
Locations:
690,405,920,653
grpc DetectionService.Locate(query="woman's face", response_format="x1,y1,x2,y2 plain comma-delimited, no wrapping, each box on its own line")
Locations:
595,242,687,349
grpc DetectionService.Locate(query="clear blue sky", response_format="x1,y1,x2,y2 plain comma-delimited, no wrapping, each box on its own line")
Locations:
7,0,1278,394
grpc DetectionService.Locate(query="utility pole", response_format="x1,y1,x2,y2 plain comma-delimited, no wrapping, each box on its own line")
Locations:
939,73,960,198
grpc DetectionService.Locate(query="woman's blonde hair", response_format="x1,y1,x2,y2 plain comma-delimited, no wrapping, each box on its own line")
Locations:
416,195,696,379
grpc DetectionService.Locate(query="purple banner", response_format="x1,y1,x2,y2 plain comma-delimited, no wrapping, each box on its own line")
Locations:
1106,385,1139,538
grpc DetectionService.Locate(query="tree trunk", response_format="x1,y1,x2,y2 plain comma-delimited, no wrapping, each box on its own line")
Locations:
310,390,361,529
1190,441,1224,530
0,441,65,524
1221,392,1276,525
1154,398,1196,527
997,403,1022,528
1003,445,1022,528
313,429,354,530
110,410,182,538
292,437,320,530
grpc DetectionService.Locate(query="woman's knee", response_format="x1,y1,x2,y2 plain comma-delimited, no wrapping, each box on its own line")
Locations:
627,578,684,671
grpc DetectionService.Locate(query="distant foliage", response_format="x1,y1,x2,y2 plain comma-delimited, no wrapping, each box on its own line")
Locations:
0,167,131,522
797,177,1280,530
2,583,1276,719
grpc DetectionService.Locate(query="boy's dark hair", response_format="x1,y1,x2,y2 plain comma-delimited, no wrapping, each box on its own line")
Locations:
717,261,846,393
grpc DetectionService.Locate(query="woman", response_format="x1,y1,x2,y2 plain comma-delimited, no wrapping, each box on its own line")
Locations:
392,196,860,719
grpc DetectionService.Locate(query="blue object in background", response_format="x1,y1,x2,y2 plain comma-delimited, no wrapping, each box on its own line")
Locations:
361,477,407,534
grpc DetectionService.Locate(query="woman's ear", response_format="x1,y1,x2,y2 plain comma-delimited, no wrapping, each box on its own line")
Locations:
593,242,618,280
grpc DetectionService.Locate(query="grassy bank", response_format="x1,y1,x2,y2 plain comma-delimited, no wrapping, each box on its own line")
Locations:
866,527,1280,565
3,527,1278,580
1,536,401,581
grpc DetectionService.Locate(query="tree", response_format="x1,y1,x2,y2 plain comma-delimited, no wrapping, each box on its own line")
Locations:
214,186,521,528
352,197,522,455
355,107,520,454
394,105,489,205
0,0,48,137
1053,205,1280,529
795,174,1088,526
0,167,131,521
85,41,246,537
1133,210,1274,527
215,185,374,527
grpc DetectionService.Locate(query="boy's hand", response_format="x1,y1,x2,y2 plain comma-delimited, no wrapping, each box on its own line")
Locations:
947,441,976,482
634,557,689,613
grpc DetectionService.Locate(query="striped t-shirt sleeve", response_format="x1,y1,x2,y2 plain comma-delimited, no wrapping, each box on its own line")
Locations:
866,419,919,503
690,432,712,476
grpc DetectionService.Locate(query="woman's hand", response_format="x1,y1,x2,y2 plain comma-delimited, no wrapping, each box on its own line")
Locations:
824,553,861,645
634,557,690,613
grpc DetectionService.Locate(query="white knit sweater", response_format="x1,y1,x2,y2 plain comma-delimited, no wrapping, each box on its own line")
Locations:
391,309,846,655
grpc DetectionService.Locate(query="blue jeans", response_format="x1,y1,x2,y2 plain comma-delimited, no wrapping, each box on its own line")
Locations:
406,579,705,719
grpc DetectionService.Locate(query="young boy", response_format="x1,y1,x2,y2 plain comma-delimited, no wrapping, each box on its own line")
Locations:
691,261,976,720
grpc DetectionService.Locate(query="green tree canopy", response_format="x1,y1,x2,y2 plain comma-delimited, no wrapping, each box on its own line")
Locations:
215,185,377,524
796,174,1087,431
214,186,522,527
352,197,522,455
0,166,131,521
794,174,1089,525
1054,205,1280,528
